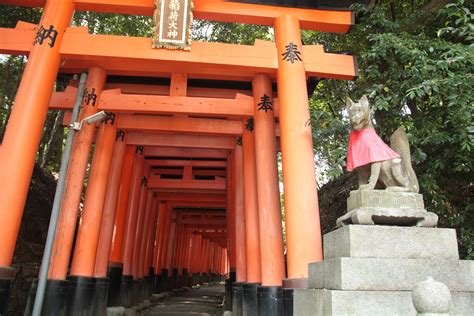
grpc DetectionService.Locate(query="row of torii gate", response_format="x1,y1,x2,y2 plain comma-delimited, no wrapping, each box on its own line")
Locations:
0,0,357,315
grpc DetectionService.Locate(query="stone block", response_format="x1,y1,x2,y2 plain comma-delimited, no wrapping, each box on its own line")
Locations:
347,190,425,211
308,258,474,292
323,225,459,260
293,289,474,316
106,306,125,316
338,190,438,227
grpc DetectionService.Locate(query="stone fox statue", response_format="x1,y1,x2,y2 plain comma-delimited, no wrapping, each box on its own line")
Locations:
346,95,419,193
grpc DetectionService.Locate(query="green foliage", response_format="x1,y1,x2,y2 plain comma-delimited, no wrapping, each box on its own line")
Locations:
0,6,41,28
192,20,272,44
437,0,474,44
72,12,154,37
308,0,473,258
0,2,471,258
0,56,26,141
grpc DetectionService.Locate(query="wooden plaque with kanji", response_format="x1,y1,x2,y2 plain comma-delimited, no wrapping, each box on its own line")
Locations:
153,0,193,50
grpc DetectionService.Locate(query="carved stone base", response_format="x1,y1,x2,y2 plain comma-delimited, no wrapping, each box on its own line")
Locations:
337,190,438,227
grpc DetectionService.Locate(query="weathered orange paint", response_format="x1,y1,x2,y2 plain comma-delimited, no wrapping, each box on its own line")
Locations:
183,231,192,272
275,15,323,281
94,134,127,277
205,239,211,274
184,224,227,229
179,229,190,273
202,239,210,274
153,169,227,177
170,225,180,273
48,67,107,280
219,247,223,275
126,133,236,149
100,93,255,118
197,238,205,274
208,242,215,273
194,232,227,239
153,202,168,270
159,193,226,204
177,228,186,273
136,189,153,278
168,201,226,208
105,82,252,99
252,74,286,286
177,227,187,273
195,235,203,274
223,248,229,275
108,145,136,264
131,166,151,278
195,238,203,274
146,159,226,168
178,219,226,226
188,235,199,274
0,0,74,267
117,114,242,136
122,152,145,276
148,176,226,191
226,151,239,275
187,235,195,274
242,119,262,283
165,213,177,271
225,153,235,272
220,248,226,275
176,228,184,273
144,198,159,275
233,146,247,283
59,33,279,80
158,206,173,271
49,90,266,119
144,147,229,159
70,117,117,276
1,25,356,81
214,244,219,275
170,73,187,97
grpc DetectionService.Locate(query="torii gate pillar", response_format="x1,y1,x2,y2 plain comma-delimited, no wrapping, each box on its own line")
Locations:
274,13,324,303
0,1,74,311
252,74,286,315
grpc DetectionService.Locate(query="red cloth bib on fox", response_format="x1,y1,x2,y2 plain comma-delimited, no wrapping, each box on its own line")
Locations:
346,128,400,171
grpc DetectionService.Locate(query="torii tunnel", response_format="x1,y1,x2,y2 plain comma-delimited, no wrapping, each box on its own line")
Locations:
0,0,357,315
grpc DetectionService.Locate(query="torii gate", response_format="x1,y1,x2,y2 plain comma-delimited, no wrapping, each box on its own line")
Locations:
0,1,357,315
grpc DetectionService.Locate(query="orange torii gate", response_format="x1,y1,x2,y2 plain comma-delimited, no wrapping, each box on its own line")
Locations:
0,1,357,315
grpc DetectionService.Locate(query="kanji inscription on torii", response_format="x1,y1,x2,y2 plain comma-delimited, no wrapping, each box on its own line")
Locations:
153,0,193,50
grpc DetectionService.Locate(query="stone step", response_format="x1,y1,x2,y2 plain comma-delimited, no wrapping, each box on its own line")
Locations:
293,288,474,316
141,284,225,315
309,257,474,292
324,225,459,260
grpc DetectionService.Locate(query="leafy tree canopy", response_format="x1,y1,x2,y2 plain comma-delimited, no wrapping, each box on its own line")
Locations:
0,0,472,258
308,0,473,258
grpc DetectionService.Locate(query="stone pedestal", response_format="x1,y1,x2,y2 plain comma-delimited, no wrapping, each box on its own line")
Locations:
294,225,474,315
337,190,438,227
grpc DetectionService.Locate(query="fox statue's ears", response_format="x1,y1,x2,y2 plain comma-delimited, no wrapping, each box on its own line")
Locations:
359,95,369,109
346,95,370,110
346,97,355,109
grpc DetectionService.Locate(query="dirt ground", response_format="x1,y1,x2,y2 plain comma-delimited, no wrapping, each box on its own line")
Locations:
6,164,56,315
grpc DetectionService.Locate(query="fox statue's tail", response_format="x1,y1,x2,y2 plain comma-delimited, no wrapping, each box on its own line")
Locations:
390,128,420,193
